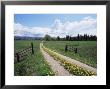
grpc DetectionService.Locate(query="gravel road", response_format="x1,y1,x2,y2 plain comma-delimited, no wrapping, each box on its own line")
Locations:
40,44,72,76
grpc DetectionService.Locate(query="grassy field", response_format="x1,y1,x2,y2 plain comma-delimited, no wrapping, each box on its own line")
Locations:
14,40,97,76
44,41,97,68
14,40,54,76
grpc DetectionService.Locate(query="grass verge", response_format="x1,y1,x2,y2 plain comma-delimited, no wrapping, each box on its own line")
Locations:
14,40,55,76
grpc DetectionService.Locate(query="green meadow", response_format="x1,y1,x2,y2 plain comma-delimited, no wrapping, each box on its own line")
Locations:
44,41,97,68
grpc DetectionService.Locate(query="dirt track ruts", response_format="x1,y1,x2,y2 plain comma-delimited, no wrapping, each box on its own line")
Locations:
40,43,72,76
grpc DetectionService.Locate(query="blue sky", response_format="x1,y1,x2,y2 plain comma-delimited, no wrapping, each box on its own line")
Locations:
14,14,96,27
14,14,97,37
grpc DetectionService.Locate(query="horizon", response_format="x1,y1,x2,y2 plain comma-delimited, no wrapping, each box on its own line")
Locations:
14,33,97,38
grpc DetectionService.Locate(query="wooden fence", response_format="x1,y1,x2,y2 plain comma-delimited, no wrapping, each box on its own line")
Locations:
14,43,34,63
65,45,78,53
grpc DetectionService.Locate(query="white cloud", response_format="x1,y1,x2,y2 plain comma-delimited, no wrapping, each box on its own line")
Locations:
14,23,51,37
14,16,97,37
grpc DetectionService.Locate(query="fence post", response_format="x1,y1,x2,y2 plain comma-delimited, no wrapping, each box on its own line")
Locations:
65,45,68,52
16,53,20,62
31,42,34,54
74,48,78,53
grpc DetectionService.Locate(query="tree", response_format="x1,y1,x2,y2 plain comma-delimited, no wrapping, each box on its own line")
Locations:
69,36,72,41
57,36,60,41
66,35,70,41
44,34,51,41
77,34,80,41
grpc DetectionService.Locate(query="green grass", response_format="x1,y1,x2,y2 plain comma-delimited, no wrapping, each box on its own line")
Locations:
44,41,97,68
14,40,55,76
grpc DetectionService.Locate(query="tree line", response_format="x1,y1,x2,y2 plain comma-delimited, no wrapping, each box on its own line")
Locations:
44,34,97,41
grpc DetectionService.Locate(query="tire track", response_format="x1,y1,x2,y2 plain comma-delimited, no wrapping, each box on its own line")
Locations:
40,43,72,76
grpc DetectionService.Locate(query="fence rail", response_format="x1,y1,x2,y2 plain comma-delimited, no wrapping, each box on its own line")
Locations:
14,43,34,63
65,45,78,53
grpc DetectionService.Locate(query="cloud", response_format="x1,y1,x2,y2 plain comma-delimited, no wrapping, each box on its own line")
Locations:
14,23,51,37
14,16,97,37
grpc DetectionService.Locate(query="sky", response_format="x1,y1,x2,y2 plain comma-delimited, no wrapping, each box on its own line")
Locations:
14,14,97,37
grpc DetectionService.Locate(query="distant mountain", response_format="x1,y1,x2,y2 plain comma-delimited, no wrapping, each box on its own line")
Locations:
14,36,43,40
